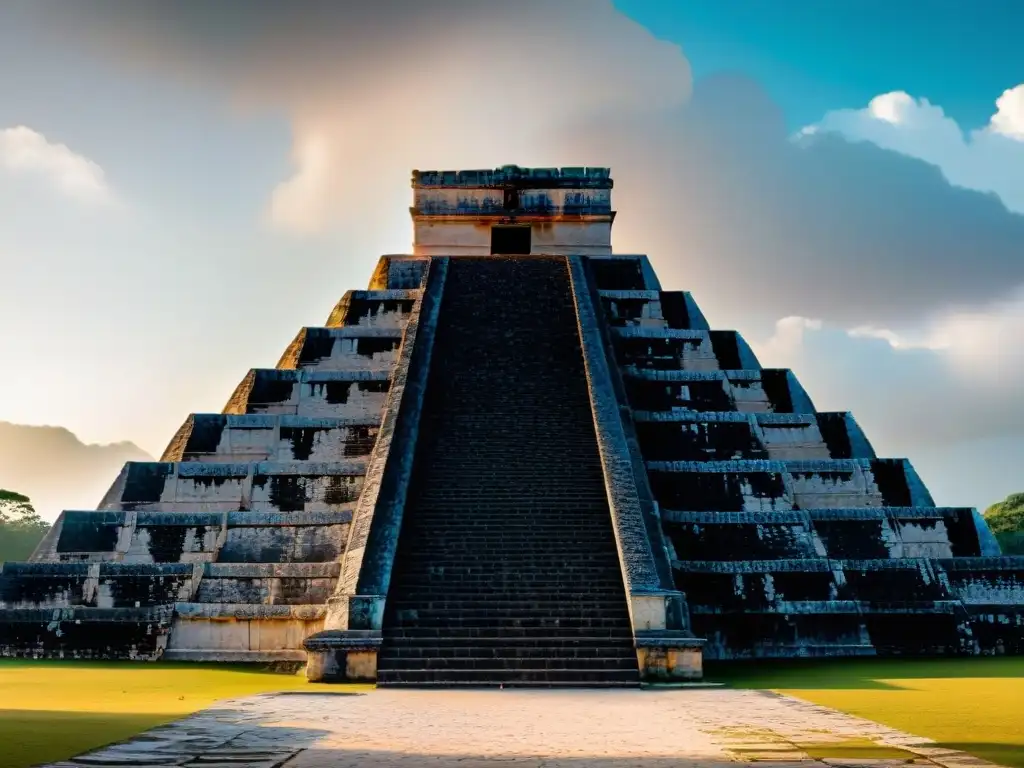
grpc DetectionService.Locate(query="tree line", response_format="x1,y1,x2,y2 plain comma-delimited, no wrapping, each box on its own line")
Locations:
984,492,1024,555
0,489,49,563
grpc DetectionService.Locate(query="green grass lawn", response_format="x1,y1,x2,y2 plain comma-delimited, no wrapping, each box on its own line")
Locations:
707,657,1024,768
3,658,1021,768
0,660,359,768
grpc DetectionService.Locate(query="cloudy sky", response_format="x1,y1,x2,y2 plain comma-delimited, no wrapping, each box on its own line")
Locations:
0,0,1022,518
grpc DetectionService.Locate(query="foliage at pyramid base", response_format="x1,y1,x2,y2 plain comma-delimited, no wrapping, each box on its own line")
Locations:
2,167,1022,684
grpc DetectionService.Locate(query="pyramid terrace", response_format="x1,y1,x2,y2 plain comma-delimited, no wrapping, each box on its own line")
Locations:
1,165,1022,686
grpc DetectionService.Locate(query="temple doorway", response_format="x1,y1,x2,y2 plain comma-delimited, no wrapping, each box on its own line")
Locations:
490,225,531,254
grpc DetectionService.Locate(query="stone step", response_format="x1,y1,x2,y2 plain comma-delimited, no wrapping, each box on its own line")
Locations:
391,552,618,565
662,506,995,561
392,590,630,602
420,440,602,450
45,508,354,565
277,326,403,372
395,550,622,559
622,368,815,414
100,461,367,513
389,578,627,589
386,598,627,609
396,561,621,571
407,507,612,516
647,458,933,512
589,256,651,291
400,518,614,526
395,549,620,559
371,256,429,291
382,635,635,648
395,564,625,573
376,656,639,671
393,554,621,564
388,574,626,585
399,532,616,539
410,483,608,493
399,537,618,547
390,587,628,597
376,668,640,685
401,521,615,530
379,643,636,658
386,626,634,640
612,327,760,373
385,606,626,618
406,515,612,523
407,499,611,508
377,679,640,689
386,615,631,628
633,411,875,462
404,523,610,532
378,257,638,685
223,369,391,419
324,290,419,329
395,561,622,573
398,552,621,560
394,581,629,591
161,413,381,463
598,289,709,332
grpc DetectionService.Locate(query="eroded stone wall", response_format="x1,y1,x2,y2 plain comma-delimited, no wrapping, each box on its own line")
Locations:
0,263,429,661
594,255,1024,659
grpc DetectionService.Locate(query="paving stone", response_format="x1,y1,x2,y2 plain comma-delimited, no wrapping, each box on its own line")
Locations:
44,689,1010,768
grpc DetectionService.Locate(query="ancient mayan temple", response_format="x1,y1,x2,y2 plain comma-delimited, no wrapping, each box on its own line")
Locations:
2,165,1023,686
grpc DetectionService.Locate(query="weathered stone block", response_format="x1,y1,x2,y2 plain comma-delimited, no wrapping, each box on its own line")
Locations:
325,290,420,329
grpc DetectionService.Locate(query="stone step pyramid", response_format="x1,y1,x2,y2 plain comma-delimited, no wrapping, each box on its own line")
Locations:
1,165,1022,684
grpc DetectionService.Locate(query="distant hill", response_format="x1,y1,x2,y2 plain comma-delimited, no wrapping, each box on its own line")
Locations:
0,422,153,522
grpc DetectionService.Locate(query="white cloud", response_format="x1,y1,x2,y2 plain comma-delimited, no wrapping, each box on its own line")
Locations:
55,1,689,236
847,324,914,348
846,324,944,351
268,126,338,234
753,316,823,368
755,285,1024,391
867,289,1024,385
990,84,1024,140
743,312,1024,510
801,84,1024,213
0,126,112,203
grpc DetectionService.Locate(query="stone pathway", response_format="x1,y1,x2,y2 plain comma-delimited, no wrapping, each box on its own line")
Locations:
47,688,1005,768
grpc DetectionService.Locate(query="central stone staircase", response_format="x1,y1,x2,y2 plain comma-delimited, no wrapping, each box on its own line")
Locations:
377,257,640,686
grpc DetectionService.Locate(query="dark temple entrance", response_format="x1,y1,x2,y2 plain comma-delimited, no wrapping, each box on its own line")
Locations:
490,225,531,255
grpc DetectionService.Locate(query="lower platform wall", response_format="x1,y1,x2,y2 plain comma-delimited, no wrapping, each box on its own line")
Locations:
0,606,175,660
166,606,325,660
693,608,1024,659
45,510,353,565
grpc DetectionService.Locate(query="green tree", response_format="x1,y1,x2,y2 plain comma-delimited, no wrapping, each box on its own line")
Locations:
983,492,1024,555
0,489,49,563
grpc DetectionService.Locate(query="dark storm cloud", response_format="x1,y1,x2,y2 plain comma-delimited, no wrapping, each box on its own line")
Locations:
6,0,1024,505
569,74,1024,328
28,2,1024,328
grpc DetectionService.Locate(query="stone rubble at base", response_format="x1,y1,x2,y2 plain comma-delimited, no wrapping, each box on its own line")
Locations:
0,165,1022,681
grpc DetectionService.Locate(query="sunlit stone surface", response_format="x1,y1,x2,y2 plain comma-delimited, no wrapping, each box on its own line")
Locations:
1,166,1021,680
45,688,1006,768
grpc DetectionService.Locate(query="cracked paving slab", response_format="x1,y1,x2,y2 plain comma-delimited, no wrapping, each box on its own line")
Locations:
44,688,1008,768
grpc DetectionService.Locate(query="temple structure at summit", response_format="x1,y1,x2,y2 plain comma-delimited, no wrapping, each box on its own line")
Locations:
1,165,1022,686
